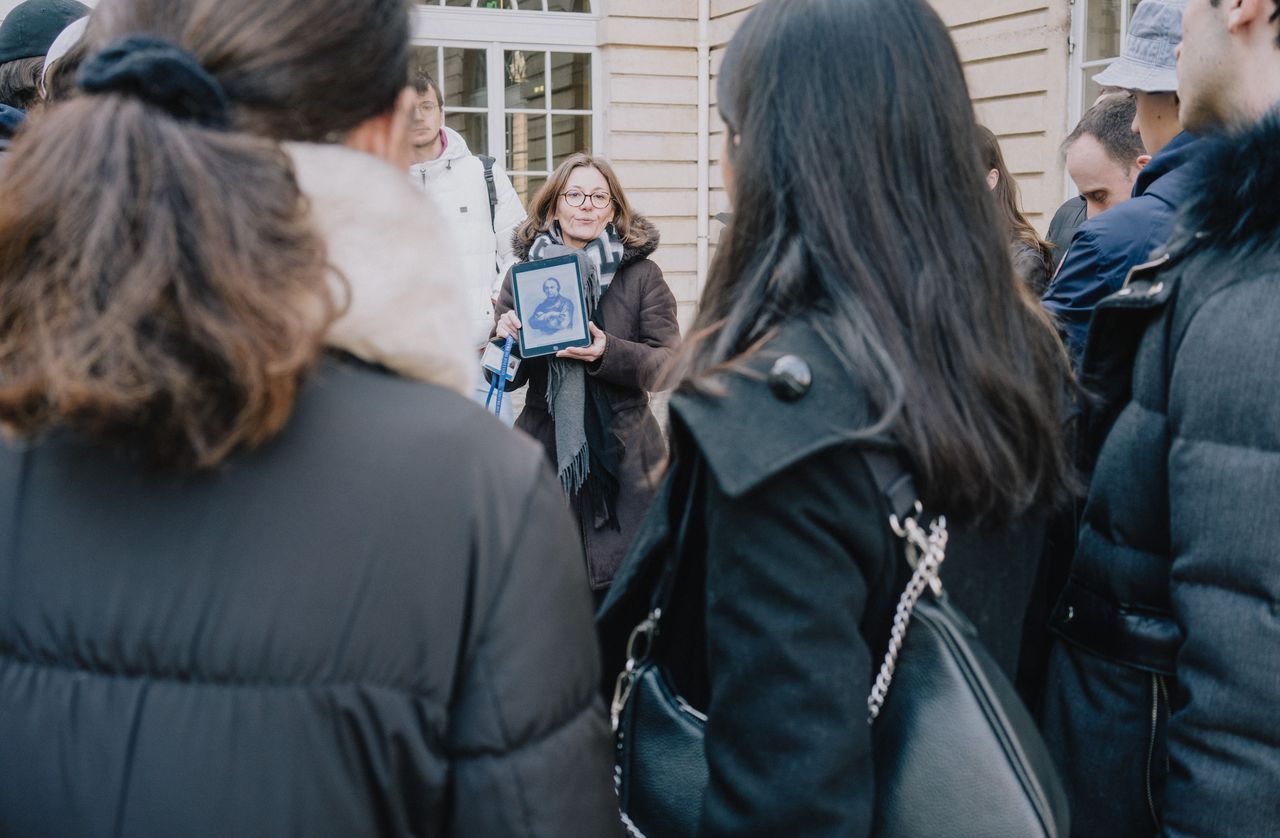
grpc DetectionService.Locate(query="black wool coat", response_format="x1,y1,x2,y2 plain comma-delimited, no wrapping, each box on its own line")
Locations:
598,320,1052,837
1041,110,1280,838
494,216,681,591
0,357,623,838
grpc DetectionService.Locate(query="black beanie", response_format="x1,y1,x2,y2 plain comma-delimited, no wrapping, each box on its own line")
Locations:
0,0,90,66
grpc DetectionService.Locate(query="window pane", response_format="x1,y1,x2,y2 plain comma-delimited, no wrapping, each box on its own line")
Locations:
547,0,591,10
443,47,486,108
1082,65,1118,109
447,111,488,155
507,114,548,172
511,175,548,209
515,0,546,8
552,114,591,165
409,45,441,91
549,52,591,110
1086,0,1123,61
505,50,546,109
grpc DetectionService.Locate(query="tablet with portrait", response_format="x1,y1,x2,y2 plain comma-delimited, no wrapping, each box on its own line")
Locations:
512,254,593,358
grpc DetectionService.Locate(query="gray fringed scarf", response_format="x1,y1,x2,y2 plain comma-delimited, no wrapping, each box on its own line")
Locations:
528,222,626,499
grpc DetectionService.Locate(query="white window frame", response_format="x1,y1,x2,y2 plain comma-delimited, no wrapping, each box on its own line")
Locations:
1065,0,1135,198
1067,0,1135,125
412,4,604,177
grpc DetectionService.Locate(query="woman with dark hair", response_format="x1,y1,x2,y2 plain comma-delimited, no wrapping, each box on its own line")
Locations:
0,0,620,834
494,152,680,596
978,124,1056,295
598,0,1074,833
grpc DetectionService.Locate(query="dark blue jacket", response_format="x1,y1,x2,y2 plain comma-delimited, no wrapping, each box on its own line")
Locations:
0,104,23,149
1042,132,1203,359
1041,112,1280,837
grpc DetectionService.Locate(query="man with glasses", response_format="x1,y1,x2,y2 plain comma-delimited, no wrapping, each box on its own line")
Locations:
409,71,526,422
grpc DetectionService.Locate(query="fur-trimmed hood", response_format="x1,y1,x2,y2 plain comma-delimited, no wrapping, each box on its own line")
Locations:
286,142,473,395
1175,107,1280,257
511,215,660,266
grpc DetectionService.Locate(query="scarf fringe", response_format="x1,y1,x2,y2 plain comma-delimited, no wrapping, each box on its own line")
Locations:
559,441,591,495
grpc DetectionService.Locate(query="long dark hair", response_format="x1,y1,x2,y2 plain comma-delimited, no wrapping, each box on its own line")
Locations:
0,0,412,469
674,0,1072,523
977,125,1054,286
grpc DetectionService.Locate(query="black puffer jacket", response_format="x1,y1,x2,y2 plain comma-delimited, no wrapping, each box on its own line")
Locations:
1042,110,1280,837
0,356,622,837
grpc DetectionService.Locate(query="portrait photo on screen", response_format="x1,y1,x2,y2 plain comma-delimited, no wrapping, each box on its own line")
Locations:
512,255,592,357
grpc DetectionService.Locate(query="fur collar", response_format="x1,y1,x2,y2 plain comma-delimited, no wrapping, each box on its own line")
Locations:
286,142,473,395
512,215,660,266
1176,107,1280,257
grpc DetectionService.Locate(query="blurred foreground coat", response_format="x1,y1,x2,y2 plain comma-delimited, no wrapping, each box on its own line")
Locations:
0,146,622,838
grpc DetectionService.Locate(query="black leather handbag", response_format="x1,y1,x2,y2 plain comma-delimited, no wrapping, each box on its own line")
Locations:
610,451,1071,838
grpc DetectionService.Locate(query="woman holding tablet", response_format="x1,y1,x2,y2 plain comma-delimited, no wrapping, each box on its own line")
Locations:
494,153,680,596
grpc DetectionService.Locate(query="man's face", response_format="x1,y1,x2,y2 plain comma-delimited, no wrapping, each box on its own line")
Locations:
1066,133,1141,218
410,87,444,148
1178,0,1238,132
543,279,561,297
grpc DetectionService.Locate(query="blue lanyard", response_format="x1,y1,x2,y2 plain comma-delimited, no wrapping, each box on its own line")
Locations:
484,336,515,417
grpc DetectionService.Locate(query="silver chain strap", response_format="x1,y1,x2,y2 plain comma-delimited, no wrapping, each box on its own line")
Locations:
866,503,949,723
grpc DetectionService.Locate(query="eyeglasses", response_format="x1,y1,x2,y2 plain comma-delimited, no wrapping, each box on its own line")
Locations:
561,190,612,209
414,100,440,115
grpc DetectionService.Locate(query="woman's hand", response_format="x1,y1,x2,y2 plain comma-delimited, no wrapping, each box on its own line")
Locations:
557,322,607,363
496,311,522,341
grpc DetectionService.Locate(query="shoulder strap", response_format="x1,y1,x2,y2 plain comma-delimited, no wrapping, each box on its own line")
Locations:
648,447,912,615
648,456,704,613
476,154,498,231
861,447,918,522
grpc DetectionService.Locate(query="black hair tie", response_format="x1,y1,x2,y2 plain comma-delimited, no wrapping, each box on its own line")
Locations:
78,35,231,130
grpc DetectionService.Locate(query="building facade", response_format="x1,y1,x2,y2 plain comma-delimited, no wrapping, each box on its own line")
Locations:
1,0,1143,327
403,0,1141,328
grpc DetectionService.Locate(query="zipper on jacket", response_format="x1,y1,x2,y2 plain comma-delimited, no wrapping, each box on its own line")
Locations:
1145,673,1166,830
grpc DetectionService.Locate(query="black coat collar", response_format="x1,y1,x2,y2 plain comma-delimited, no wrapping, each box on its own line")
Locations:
669,320,881,499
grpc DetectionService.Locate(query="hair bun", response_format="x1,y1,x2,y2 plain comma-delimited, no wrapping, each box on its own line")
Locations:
78,35,230,129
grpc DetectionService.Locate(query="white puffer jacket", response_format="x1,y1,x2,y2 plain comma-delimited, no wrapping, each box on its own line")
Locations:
410,127,526,348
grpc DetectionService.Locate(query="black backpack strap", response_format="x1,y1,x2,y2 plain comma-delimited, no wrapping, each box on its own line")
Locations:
476,154,498,230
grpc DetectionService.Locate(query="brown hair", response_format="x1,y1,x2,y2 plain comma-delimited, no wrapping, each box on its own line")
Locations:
0,56,44,109
1062,93,1144,167
515,153,648,251
411,69,444,111
977,125,1054,286
40,39,87,103
0,0,413,469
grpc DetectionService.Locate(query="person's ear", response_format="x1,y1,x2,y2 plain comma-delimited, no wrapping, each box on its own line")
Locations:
344,87,417,169
1136,154,1152,172
986,168,1000,191
1228,0,1263,33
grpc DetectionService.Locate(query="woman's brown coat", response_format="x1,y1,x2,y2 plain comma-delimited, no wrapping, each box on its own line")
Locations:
494,217,680,589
